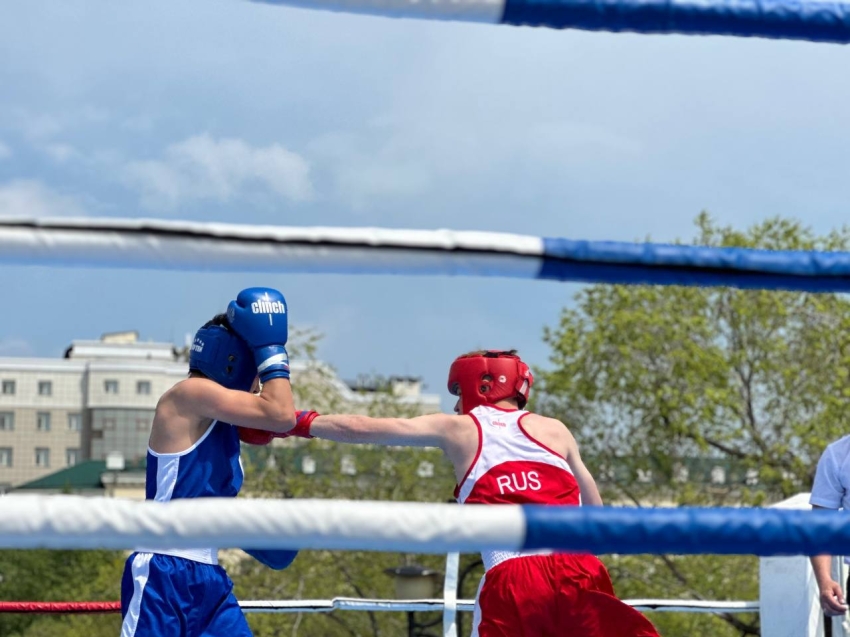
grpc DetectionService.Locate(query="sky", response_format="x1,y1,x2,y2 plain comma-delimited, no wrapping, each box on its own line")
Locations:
1,0,849,410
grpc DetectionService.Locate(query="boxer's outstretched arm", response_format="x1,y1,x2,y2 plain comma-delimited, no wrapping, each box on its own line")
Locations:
310,412,457,449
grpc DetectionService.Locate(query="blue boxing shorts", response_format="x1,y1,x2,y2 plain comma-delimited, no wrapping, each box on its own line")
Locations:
120,552,251,637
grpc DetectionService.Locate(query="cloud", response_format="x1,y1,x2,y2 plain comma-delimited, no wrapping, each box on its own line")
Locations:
42,143,80,163
13,112,64,140
9,106,110,142
121,114,155,132
0,141,10,160
0,179,85,217
308,129,436,209
520,120,642,161
307,114,643,211
0,338,33,357
123,133,313,209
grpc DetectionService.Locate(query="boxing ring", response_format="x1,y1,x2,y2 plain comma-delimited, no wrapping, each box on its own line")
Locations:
3,3,850,635
2,216,850,636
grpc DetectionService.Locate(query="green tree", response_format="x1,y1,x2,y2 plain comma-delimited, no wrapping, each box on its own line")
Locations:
0,549,125,637
536,214,850,636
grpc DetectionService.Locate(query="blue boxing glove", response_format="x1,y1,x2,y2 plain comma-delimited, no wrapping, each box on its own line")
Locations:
226,287,290,384
243,548,298,570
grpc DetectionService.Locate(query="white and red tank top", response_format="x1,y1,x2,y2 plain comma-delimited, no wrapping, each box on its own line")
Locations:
455,405,580,505
454,406,581,570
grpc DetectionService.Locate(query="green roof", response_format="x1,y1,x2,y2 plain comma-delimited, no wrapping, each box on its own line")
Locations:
15,459,147,491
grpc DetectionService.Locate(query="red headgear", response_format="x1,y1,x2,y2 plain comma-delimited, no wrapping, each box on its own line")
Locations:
447,351,533,414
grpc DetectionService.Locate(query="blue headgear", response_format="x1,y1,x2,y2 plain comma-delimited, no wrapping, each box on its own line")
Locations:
189,321,255,392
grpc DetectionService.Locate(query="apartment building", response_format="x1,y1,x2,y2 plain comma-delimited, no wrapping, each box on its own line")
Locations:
0,332,184,490
0,332,441,492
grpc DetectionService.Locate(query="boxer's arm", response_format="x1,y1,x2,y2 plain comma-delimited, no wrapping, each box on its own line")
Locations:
243,548,298,570
169,376,296,434
238,409,315,445
309,412,457,449
238,426,275,445
169,286,296,434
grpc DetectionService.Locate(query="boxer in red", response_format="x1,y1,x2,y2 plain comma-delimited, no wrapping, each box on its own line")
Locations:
241,350,658,636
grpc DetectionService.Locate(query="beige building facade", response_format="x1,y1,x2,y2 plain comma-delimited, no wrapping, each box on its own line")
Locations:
0,332,441,491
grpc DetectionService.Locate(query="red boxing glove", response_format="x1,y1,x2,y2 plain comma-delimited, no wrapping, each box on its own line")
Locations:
238,411,317,444
290,410,318,439
238,427,275,446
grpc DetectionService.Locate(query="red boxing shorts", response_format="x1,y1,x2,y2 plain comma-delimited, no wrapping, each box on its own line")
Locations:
471,553,659,637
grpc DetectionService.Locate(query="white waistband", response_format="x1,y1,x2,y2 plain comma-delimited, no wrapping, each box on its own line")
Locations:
481,549,552,572
135,548,218,565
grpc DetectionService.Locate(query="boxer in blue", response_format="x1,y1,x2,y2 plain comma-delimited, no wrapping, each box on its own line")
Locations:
120,287,298,637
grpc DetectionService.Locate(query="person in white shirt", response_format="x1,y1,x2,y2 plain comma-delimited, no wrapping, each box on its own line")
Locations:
809,435,850,616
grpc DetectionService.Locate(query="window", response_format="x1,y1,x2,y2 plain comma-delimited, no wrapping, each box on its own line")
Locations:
37,412,51,432
710,466,726,485
136,380,151,396
1,380,15,395
0,413,13,432
102,418,117,431
340,455,357,476
35,448,50,468
67,413,82,432
38,381,52,396
135,418,150,432
104,380,119,394
0,448,12,467
66,448,80,467
745,468,760,486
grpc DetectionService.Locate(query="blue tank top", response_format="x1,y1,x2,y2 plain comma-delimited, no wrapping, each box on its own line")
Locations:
146,420,243,501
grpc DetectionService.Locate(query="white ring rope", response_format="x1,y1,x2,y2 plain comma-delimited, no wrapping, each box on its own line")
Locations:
624,600,760,614
5,216,850,292
1,494,847,557
250,0,506,23
0,217,542,278
240,598,463,613
245,0,850,46
235,598,758,614
0,495,525,552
